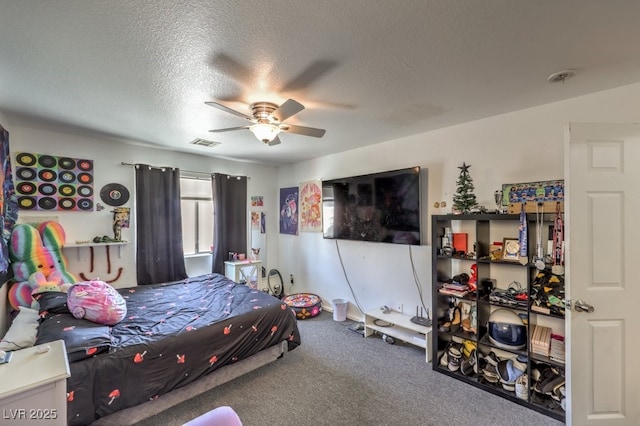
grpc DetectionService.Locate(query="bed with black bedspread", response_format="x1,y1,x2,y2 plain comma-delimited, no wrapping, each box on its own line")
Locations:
34,273,301,426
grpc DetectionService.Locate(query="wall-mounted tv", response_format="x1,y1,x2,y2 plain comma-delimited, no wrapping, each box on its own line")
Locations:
322,167,421,245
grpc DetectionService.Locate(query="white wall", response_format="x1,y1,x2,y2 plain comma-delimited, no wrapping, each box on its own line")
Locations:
277,82,640,320
8,125,280,288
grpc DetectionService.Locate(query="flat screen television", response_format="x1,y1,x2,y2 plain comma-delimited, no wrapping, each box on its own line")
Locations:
322,167,421,245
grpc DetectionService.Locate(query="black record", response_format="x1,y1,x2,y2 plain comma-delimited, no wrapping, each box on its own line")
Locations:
100,183,129,206
59,171,76,183
38,155,57,168
17,182,36,195
58,157,76,170
38,197,57,210
77,172,93,184
77,198,94,211
78,185,93,197
16,153,36,166
59,198,76,210
38,183,57,196
38,169,57,182
16,167,36,180
18,196,36,209
77,159,93,171
58,184,76,197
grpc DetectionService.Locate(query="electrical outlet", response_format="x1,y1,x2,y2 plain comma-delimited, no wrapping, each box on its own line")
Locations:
290,274,294,285
395,303,403,313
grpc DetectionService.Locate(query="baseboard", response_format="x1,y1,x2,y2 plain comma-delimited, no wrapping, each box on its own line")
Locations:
322,304,363,322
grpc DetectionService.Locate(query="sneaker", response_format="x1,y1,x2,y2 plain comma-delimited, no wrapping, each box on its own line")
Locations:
486,351,501,366
439,351,449,368
482,363,500,383
515,374,529,400
533,367,565,395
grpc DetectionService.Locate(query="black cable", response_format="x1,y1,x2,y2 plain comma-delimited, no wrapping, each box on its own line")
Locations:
409,245,429,315
373,319,394,327
335,240,365,316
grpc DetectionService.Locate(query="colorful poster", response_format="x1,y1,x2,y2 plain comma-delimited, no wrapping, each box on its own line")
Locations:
279,187,298,235
251,195,264,206
0,126,18,273
299,180,322,232
15,152,94,211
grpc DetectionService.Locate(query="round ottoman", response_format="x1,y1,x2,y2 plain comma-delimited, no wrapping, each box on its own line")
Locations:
283,293,322,320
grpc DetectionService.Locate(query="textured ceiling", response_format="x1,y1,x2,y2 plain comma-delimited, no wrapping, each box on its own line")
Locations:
1,0,640,166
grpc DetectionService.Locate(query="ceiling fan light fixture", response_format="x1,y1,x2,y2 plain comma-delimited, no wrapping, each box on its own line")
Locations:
250,123,281,143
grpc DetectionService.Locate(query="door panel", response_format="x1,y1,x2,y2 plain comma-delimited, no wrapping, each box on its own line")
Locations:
567,123,640,425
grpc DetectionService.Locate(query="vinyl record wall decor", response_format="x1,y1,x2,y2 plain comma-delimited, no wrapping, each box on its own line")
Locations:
15,152,94,211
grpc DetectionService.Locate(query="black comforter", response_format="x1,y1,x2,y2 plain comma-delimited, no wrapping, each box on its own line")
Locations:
35,273,301,425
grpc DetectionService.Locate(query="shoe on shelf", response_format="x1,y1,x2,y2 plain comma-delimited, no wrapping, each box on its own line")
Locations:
515,374,529,400
450,306,462,332
485,351,501,366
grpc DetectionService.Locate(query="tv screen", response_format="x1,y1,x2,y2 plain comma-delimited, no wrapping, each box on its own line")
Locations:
322,167,421,245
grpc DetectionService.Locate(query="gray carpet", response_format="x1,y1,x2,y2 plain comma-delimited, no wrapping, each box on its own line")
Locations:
135,311,564,426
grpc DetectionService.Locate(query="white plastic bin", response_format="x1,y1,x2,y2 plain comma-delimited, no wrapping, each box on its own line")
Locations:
332,298,348,322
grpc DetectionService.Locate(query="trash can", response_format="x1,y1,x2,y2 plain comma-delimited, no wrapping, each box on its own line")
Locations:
332,298,348,322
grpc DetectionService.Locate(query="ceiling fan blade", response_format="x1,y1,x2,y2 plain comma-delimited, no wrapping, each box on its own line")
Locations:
267,136,282,146
271,99,304,122
280,124,326,138
205,101,254,121
208,126,250,133
280,60,338,93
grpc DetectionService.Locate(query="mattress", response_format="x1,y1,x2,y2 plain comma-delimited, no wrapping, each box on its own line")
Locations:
34,273,301,425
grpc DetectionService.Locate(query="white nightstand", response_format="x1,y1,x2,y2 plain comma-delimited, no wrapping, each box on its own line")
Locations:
0,340,70,425
225,260,263,289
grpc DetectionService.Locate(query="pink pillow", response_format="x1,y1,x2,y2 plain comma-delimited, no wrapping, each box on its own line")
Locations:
67,280,127,325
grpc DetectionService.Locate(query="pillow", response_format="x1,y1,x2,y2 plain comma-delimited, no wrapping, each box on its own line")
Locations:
35,313,112,362
67,280,127,325
34,291,71,317
0,307,39,351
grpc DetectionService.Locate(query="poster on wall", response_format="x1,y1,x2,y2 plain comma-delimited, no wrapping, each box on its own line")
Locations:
279,187,298,235
14,152,94,211
0,126,18,274
251,195,264,206
251,211,266,233
299,180,322,232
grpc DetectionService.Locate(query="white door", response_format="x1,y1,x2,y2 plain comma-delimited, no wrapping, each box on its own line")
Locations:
566,122,640,425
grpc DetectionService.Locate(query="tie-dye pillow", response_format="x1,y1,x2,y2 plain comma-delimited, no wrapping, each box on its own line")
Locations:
67,280,127,326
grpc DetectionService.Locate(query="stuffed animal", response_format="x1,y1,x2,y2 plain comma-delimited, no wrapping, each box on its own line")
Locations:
67,280,127,326
9,221,77,283
30,271,73,296
8,221,77,310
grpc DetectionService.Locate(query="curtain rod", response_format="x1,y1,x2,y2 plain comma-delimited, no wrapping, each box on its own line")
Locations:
120,162,249,179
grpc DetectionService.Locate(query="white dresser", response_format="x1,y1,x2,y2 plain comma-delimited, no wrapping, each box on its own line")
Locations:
0,340,70,425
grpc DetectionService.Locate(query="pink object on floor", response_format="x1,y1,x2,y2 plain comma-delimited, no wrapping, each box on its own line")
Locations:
182,406,242,426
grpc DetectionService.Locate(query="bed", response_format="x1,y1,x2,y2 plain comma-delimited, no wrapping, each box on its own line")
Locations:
32,273,301,425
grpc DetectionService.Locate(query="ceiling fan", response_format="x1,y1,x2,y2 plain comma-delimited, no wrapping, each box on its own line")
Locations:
205,99,326,146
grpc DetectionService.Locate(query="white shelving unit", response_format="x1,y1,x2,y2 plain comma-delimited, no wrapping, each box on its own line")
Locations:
364,308,432,362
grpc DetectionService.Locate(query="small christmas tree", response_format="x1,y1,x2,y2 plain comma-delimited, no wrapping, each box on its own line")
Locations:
453,162,478,213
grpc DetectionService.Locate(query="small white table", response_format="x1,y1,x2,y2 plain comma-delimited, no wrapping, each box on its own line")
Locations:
364,309,432,362
224,260,263,289
0,340,70,425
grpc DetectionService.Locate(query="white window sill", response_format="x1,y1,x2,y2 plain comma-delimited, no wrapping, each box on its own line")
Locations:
184,252,212,259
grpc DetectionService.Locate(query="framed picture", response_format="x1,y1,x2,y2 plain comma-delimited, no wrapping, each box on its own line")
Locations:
502,238,521,261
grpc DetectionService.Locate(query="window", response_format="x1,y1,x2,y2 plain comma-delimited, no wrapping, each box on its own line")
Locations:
180,177,213,255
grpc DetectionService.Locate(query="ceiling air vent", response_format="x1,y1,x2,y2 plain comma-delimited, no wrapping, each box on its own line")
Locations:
190,138,221,148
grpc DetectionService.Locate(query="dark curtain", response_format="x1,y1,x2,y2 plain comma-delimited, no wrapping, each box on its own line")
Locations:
211,173,247,274
135,165,187,285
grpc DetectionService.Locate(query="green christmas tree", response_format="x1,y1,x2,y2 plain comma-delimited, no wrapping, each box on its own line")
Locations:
453,162,478,213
